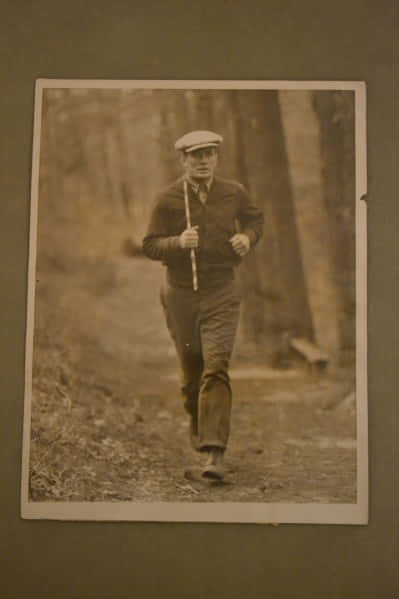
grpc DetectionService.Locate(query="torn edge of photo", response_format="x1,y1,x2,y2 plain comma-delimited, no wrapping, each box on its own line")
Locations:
21,79,367,524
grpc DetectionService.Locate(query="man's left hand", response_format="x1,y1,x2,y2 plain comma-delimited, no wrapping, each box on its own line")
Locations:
229,234,250,257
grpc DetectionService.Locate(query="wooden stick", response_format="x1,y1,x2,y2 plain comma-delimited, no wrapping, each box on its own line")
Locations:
183,180,198,291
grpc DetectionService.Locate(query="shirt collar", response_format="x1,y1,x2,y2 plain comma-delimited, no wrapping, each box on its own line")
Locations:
186,176,213,193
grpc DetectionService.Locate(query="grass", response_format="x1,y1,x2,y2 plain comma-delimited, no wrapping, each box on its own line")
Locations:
28,255,357,504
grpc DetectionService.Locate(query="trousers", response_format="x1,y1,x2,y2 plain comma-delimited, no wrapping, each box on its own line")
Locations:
160,278,241,451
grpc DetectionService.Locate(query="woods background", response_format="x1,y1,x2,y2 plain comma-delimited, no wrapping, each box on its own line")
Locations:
36,87,355,360
29,88,357,503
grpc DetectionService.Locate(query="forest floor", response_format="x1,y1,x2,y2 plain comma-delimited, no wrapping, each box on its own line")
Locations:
29,256,357,504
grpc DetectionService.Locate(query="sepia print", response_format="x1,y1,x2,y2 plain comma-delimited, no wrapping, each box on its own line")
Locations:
22,80,367,523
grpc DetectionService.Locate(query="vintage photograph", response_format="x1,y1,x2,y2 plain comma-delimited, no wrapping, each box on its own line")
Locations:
22,80,367,523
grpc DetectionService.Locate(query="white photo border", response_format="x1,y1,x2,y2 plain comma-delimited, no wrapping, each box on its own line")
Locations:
21,79,367,524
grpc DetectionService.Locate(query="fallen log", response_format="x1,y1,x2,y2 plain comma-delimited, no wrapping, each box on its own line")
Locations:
290,337,329,370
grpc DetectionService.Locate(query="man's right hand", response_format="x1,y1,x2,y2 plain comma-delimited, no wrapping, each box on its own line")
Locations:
179,226,199,249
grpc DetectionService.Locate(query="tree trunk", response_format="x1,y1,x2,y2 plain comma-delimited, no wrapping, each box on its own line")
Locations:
312,91,356,351
279,90,341,356
234,90,313,356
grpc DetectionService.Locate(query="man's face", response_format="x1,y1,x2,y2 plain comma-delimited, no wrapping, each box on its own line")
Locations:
181,147,218,182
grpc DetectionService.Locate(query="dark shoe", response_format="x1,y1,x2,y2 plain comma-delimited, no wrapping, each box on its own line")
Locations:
202,448,225,480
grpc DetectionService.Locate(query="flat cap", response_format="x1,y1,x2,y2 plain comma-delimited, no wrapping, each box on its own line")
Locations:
175,130,223,153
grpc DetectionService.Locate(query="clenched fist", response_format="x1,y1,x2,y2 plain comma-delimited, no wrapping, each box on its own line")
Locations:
179,226,199,249
229,233,250,257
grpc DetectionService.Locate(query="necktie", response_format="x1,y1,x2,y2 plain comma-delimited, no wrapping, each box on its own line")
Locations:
198,182,208,206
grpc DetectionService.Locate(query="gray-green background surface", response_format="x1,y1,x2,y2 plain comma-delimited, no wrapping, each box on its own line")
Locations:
1,1,397,597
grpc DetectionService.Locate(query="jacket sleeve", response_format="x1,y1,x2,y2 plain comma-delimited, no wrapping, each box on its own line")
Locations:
142,196,183,261
237,185,264,247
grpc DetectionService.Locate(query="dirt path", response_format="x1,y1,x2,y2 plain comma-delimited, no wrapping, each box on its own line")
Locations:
30,257,356,504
